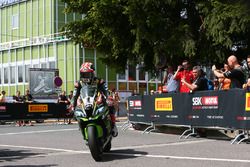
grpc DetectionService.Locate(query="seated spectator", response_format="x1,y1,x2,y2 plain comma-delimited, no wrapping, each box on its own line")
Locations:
181,66,208,92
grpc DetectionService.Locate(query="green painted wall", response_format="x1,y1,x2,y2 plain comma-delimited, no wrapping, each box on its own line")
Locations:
19,3,26,38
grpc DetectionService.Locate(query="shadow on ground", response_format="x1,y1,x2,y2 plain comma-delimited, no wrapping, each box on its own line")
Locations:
102,149,147,161
0,148,57,167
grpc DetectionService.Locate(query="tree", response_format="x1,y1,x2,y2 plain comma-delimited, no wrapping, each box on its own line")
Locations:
62,0,250,71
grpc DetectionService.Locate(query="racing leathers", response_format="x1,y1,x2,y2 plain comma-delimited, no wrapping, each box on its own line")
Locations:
72,77,118,137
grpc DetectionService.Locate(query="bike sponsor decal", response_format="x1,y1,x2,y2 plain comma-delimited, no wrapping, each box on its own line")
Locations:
0,106,6,112
192,96,218,110
155,97,173,111
245,93,250,111
129,100,142,110
28,104,48,112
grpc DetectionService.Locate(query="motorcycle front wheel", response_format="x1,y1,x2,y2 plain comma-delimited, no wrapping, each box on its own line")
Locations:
87,126,102,161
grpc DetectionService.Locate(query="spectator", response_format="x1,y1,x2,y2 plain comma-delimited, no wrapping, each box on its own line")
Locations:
0,90,6,103
23,89,34,126
13,91,24,126
241,54,250,80
218,76,231,90
213,78,219,90
67,90,74,124
163,66,178,93
181,66,208,92
132,89,138,96
173,60,194,93
112,88,120,117
13,91,23,103
58,91,70,124
217,63,231,90
23,89,33,103
68,90,73,102
243,78,250,91
212,55,245,88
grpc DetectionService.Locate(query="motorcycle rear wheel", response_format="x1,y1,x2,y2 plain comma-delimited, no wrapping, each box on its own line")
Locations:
87,126,102,161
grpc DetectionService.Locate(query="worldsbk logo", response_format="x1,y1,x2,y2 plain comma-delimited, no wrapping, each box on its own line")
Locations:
192,96,218,106
129,100,142,107
134,100,142,107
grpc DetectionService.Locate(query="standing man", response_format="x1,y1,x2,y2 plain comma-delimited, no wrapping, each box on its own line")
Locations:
212,55,245,88
173,60,194,93
181,66,208,91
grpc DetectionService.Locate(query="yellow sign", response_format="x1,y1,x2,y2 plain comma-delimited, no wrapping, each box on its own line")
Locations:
155,98,173,111
245,93,250,111
28,104,48,112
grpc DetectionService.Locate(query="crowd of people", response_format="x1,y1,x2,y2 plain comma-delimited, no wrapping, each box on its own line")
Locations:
13,89,34,126
159,54,250,94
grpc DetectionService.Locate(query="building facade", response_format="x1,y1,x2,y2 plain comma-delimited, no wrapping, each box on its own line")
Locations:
0,0,160,97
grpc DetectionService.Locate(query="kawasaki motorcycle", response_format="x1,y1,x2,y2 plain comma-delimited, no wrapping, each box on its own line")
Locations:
74,84,113,161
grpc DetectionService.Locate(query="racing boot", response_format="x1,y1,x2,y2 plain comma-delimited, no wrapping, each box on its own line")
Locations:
110,114,118,137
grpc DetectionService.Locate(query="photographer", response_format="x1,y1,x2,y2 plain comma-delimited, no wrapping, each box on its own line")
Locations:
212,55,245,89
241,55,250,80
173,60,194,93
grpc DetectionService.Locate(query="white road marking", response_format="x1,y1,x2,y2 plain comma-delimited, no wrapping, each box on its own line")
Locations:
1,142,250,163
105,152,250,163
0,144,89,154
0,128,78,136
112,139,212,150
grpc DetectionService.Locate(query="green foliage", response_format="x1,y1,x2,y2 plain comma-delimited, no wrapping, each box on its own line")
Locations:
62,0,250,71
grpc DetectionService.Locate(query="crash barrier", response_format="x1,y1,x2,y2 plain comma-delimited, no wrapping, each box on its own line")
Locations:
127,89,250,143
0,103,67,120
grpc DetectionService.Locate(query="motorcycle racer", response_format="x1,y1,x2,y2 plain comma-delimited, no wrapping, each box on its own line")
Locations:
72,62,118,137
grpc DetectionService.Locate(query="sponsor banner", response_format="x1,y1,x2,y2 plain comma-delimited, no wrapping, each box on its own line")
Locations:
0,106,6,112
245,93,250,111
129,100,142,110
155,97,173,111
192,96,218,110
28,104,48,112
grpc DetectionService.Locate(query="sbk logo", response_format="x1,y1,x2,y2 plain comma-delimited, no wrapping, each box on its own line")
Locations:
192,96,218,106
192,97,202,106
129,101,134,107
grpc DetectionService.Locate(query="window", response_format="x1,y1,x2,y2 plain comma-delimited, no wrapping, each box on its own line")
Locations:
33,64,39,68
18,66,23,82
128,65,136,81
49,62,55,68
12,14,19,29
4,67,9,84
0,68,1,84
10,66,15,84
41,63,47,68
25,65,30,82
118,73,126,80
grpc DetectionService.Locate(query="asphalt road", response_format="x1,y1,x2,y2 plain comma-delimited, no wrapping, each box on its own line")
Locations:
1,122,250,167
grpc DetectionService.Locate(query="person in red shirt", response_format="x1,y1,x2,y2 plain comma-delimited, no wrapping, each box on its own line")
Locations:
173,60,194,93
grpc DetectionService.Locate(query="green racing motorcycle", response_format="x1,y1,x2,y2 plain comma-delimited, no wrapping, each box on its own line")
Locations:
74,84,114,161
